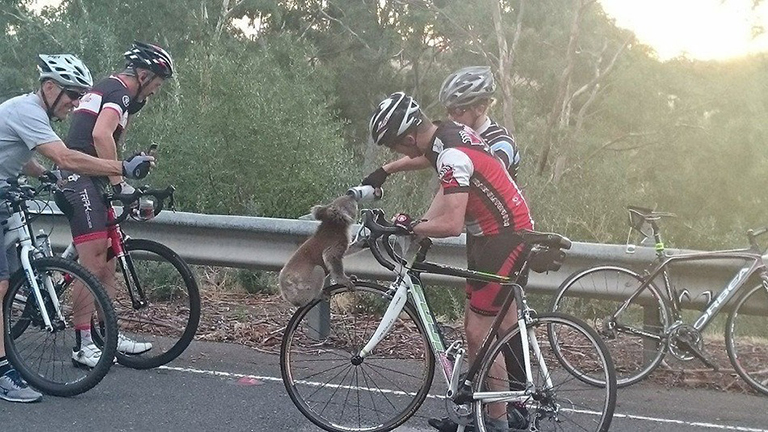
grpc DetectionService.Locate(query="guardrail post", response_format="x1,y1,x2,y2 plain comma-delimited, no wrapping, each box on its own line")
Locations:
307,276,333,340
307,299,330,340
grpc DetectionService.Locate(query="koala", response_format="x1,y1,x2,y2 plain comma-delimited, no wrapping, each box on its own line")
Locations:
279,194,358,307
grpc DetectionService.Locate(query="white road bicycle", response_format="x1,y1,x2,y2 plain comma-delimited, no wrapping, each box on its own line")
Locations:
2,175,117,396
280,207,617,432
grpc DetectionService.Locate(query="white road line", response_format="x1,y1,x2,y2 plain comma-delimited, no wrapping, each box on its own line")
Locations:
158,365,768,432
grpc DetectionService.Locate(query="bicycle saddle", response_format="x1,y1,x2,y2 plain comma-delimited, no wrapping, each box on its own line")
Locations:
627,205,676,222
519,229,572,250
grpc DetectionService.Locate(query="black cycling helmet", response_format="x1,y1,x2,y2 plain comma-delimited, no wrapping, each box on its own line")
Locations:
439,66,495,109
369,92,423,147
124,41,174,78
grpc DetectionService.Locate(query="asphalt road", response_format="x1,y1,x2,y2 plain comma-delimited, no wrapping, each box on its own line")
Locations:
2,340,767,432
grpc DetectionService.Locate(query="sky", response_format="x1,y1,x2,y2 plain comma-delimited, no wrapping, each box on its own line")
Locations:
599,0,768,61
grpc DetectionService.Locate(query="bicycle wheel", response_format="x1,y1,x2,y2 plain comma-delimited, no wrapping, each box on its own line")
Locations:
474,312,617,432
726,283,768,395
551,266,669,387
3,256,118,396
281,281,435,432
95,238,200,369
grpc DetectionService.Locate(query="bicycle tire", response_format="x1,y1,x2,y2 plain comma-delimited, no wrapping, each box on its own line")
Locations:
3,256,118,396
725,283,768,396
551,266,669,387
473,312,617,432
92,238,200,369
280,281,435,432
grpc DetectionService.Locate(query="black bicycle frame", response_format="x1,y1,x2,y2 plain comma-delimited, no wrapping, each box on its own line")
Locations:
612,247,768,335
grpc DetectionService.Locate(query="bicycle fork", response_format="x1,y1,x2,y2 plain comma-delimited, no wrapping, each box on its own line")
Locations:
19,242,65,332
357,277,410,359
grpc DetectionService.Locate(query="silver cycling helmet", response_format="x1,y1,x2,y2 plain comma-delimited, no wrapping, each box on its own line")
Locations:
438,66,495,109
369,92,423,147
37,54,93,90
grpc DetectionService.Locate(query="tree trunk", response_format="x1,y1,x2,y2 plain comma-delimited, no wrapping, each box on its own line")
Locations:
491,0,525,131
537,0,594,175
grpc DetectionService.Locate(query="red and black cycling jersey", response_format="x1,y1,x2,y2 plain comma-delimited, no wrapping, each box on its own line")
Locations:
425,121,533,236
66,75,133,157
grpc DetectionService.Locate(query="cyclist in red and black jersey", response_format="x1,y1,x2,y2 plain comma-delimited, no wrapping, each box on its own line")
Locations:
55,41,174,368
361,66,520,190
368,92,533,432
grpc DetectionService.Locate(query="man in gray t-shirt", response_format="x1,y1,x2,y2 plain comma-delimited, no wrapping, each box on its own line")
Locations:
0,54,154,404
0,93,62,184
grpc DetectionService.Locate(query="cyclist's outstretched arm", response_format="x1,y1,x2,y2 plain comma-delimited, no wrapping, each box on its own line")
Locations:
36,141,126,177
383,155,431,174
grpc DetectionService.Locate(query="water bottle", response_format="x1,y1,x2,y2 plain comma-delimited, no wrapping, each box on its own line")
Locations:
346,185,383,202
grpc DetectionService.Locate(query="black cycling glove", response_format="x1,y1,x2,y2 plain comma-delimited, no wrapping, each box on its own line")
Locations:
40,170,61,184
122,154,153,179
361,167,389,189
393,213,422,235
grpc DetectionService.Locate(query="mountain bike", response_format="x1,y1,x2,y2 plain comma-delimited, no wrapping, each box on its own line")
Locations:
2,175,118,396
57,185,201,369
280,208,617,432
551,205,768,393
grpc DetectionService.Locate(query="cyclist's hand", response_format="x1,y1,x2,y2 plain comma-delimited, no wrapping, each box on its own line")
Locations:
40,170,61,184
361,167,389,189
122,153,154,180
111,181,136,196
393,213,418,235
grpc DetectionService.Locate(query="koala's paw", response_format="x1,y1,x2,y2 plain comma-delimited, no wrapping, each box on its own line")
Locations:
336,275,355,290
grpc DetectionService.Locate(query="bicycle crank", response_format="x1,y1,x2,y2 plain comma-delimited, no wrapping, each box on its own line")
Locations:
668,324,719,371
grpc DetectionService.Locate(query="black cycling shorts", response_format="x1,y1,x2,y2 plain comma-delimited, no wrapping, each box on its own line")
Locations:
54,173,110,245
465,231,529,316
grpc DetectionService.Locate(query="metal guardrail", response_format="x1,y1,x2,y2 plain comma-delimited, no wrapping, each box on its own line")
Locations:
28,202,757,307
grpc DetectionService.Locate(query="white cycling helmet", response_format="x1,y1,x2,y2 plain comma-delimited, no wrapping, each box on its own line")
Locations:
369,92,423,147
438,66,495,109
37,54,93,90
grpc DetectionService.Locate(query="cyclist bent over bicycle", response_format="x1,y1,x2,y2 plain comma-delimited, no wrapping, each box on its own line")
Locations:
368,92,534,432
0,53,152,402
54,41,173,368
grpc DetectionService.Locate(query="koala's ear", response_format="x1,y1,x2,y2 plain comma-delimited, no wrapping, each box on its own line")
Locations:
311,204,329,221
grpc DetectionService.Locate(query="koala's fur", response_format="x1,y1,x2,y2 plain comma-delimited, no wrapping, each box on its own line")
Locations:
278,194,357,307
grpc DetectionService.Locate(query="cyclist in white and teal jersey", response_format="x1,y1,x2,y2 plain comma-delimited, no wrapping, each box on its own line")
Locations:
0,54,153,403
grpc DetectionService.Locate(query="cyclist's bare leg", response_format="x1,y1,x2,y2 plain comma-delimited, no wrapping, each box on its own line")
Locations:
72,238,111,328
465,301,519,420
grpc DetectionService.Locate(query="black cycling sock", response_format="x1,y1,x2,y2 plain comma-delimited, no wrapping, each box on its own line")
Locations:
0,356,11,375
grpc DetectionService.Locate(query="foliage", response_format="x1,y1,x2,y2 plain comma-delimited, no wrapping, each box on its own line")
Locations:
0,0,765,251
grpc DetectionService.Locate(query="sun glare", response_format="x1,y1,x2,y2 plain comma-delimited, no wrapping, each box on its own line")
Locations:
600,0,768,61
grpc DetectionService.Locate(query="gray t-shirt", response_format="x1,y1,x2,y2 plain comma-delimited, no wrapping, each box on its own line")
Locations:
0,93,60,183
